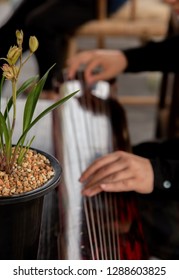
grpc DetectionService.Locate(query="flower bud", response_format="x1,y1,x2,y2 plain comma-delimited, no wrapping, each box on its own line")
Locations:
7,46,21,65
29,36,39,53
16,30,23,47
1,64,15,80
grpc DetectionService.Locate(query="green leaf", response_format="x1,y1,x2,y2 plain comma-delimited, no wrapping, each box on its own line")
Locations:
17,76,38,95
17,136,35,164
23,66,54,132
17,90,78,146
0,112,11,160
0,76,5,111
0,112,9,142
3,76,38,120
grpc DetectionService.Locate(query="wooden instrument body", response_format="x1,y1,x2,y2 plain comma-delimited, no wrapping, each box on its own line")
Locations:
53,80,148,259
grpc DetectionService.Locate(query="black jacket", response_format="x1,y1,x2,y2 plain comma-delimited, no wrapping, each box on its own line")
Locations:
133,139,179,259
133,139,179,193
124,35,179,73
123,36,179,192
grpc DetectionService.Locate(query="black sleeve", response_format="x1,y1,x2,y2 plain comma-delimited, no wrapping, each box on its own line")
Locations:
133,139,179,194
150,158,179,193
123,35,179,73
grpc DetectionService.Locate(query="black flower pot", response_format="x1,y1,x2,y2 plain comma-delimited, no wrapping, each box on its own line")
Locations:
0,149,62,260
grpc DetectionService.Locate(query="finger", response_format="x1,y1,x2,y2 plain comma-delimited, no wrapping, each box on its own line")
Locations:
79,151,123,182
83,169,133,194
84,58,105,84
101,179,134,193
85,61,114,84
82,179,134,197
87,71,111,85
84,161,129,186
82,184,103,197
67,60,83,79
67,52,91,79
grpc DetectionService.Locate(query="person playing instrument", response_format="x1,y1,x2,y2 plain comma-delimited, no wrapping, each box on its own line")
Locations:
67,0,179,196
67,0,179,259
0,0,127,99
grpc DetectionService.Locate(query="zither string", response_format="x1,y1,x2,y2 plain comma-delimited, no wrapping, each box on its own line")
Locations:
62,72,99,259
61,72,120,259
78,74,102,260
79,77,119,260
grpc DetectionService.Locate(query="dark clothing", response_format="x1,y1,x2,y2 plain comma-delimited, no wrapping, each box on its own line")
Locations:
124,35,179,73
133,139,179,259
133,139,179,194
0,0,126,90
122,35,179,259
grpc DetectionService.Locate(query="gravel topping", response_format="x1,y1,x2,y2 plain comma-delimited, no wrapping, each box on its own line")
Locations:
0,149,55,196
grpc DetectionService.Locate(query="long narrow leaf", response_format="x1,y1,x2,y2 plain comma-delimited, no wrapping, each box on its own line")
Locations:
0,76,5,111
0,112,11,160
17,75,38,94
0,112,10,143
3,76,38,120
17,136,35,164
17,91,78,146
23,65,54,132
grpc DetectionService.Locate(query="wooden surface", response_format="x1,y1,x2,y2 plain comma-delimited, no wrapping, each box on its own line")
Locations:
75,19,168,38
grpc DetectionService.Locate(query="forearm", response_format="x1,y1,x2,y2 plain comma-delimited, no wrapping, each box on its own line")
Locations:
123,35,179,73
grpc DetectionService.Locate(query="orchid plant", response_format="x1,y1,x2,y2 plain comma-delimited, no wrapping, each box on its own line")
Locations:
0,30,77,174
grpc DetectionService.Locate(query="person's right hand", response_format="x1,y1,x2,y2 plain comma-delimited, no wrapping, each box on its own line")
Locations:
79,150,154,197
67,49,128,85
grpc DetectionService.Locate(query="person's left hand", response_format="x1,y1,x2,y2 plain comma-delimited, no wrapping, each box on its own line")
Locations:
79,151,154,197
67,49,127,85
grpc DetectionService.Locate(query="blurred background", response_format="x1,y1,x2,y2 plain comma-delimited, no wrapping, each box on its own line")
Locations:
0,0,170,145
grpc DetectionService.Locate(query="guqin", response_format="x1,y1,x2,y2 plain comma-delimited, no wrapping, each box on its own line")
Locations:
53,78,148,260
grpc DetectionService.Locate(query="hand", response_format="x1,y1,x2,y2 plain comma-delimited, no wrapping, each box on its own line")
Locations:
79,151,154,197
67,49,128,85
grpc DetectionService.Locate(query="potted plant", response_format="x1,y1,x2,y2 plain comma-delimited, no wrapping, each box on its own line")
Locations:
0,30,77,259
